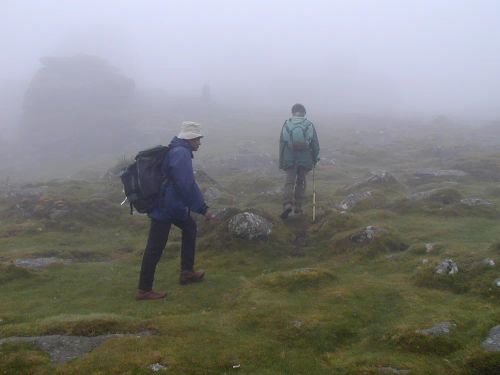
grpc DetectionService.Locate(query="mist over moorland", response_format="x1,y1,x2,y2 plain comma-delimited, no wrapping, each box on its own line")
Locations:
1,2,500,374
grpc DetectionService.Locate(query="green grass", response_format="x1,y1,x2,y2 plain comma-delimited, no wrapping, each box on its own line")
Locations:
1,138,500,374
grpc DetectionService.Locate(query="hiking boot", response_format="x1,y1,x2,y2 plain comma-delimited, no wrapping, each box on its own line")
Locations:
280,204,293,220
136,289,167,300
180,270,205,285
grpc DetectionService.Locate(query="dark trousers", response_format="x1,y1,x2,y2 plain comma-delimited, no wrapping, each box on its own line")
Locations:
138,216,197,291
283,166,308,209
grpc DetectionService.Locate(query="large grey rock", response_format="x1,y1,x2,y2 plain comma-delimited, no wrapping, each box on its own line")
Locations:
0,332,152,363
414,169,467,178
460,197,495,207
435,259,458,275
482,325,500,351
416,322,456,336
228,212,272,240
350,226,386,243
335,191,372,210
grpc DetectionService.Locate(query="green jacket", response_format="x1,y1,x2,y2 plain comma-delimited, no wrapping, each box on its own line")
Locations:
279,116,320,171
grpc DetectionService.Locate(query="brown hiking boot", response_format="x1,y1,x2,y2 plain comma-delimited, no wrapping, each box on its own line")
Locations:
136,289,167,300
179,270,205,285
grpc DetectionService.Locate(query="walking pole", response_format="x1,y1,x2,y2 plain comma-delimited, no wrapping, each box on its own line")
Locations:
312,165,316,223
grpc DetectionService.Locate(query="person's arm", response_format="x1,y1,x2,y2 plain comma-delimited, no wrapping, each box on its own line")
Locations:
169,148,208,215
279,121,287,169
310,124,320,165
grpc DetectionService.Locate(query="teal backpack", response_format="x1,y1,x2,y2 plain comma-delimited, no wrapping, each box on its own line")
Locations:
284,121,312,151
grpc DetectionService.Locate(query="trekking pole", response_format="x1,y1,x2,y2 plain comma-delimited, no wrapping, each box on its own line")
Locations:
312,165,316,223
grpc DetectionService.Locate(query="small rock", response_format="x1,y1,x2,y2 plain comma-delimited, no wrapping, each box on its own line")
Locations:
495,278,500,288
416,321,456,336
292,320,303,328
482,258,496,267
422,258,429,264
378,367,410,375
481,325,500,352
435,259,458,275
460,197,495,207
228,212,272,240
425,243,435,253
335,191,372,210
150,363,167,372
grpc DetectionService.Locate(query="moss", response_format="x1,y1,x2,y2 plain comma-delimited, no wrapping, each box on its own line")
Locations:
257,268,336,291
463,350,500,375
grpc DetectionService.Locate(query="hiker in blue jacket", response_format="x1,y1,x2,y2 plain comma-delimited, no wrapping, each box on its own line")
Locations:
279,104,320,219
137,121,214,300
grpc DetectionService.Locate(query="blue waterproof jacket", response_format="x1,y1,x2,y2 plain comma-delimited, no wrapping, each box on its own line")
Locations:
148,137,208,222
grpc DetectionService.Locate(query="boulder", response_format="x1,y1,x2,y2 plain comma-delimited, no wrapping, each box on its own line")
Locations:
482,325,500,352
335,191,372,210
435,259,458,275
416,322,456,336
228,212,272,240
460,197,495,207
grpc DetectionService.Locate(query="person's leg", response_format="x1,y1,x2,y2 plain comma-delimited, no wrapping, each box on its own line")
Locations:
294,167,308,213
281,166,297,218
174,215,197,272
138,219,171,292
174,215,204,284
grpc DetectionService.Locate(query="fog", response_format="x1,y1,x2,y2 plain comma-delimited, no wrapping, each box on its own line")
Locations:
2,0,500,119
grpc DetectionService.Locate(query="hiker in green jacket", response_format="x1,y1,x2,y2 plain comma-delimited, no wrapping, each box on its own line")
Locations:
279,103,320,219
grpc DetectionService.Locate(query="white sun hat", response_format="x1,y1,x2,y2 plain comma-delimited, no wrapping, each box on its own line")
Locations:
178,121,203,140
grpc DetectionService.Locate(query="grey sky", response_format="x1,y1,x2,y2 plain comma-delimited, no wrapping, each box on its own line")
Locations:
2,0,500,118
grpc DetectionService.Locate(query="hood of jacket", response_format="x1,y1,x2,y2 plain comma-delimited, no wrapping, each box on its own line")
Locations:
288,116,310,126
169,136,193,158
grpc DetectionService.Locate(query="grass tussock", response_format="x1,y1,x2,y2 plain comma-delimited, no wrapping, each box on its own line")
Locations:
332,228,409,258
0,343,50,375
462,350,500,375
414,260,500,299
0,264,36,285
384,328,462,354
0,314,147,338
414,267,470,293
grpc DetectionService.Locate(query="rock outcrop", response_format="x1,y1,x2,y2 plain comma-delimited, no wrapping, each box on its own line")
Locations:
228,212,272,240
